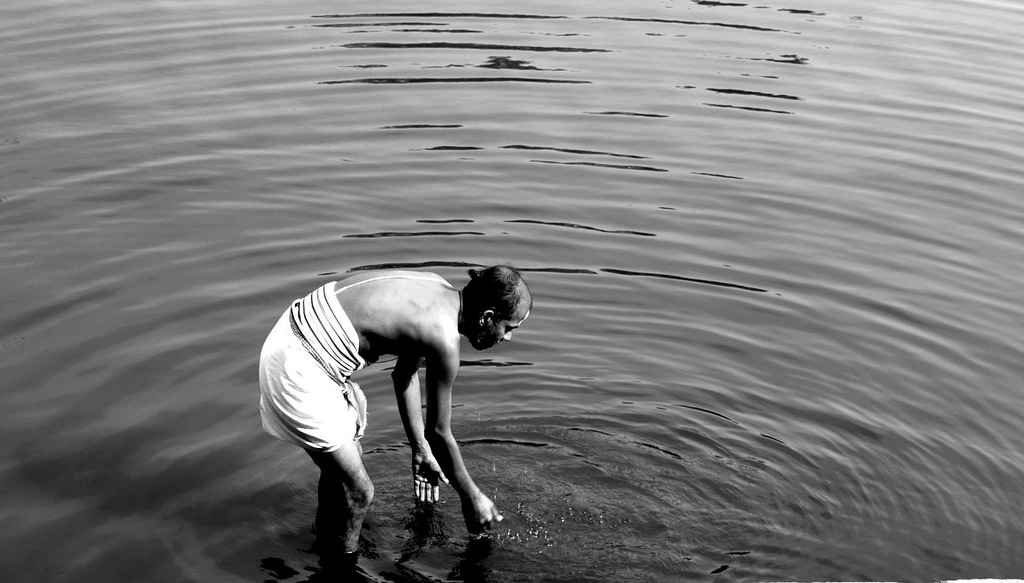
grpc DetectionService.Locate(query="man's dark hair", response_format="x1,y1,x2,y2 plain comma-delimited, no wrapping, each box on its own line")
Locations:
462,265,532,320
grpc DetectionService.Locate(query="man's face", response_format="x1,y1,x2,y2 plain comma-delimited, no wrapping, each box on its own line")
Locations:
468,307,530,351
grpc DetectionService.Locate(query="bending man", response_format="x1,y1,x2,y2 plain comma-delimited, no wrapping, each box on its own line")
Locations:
258,265,532,567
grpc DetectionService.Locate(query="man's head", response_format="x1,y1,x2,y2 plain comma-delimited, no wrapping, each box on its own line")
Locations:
461,265,532,350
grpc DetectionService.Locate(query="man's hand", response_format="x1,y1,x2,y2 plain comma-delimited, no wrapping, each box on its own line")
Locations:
412,450,449,503
462,492,504,535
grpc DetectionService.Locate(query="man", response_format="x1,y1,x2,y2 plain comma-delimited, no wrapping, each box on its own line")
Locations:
258,265,532,568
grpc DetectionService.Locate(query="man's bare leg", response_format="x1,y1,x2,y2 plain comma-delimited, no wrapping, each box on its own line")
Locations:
307,440,373,554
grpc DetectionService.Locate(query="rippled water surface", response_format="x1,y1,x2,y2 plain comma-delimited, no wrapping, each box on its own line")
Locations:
3,1,1024,581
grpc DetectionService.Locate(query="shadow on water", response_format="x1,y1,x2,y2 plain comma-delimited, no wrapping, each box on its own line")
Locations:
447,538,497,583
257,505,497,583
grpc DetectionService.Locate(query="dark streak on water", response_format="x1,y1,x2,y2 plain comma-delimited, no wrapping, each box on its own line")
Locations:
312,22,453,28
500,144,649,159
742,53,809,64
420,146,484,151
505,219,656,237
312,13,571,20
460,438,549,448
676,404,740,424
381,124,464,129
404,143,658,160
337,42,610,53
459,359,534,368
352,261,486,272
691,171,745,179
344,230,486,238
703,102,794,114
778,9,826,16
600,268,768,293
584,111,670,118
529,159,669,172
585,15,791,33
705,88,802,100
321,77,591,85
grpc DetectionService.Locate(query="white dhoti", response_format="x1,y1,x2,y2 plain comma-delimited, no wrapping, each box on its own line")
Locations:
259,306,368,451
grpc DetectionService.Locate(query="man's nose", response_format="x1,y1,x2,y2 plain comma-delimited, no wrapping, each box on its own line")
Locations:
502,331,513,342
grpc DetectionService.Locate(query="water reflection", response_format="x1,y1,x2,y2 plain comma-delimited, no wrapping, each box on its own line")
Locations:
253,504,500,583
259,557,301,580
448,537,496,583
401,503,450,557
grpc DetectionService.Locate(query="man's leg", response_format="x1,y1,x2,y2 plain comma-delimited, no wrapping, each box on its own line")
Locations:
307,440,373,554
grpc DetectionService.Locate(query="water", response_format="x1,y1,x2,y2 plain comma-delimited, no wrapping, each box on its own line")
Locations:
2,1,1023,581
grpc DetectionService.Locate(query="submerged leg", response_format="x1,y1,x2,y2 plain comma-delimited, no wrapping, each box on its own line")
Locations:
307,440,374,554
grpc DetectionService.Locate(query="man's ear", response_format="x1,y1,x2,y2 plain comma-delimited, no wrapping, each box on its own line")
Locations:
480,309,495,326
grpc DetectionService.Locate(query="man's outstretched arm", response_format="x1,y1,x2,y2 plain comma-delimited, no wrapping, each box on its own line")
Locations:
423,340,503,534
392,354,447,502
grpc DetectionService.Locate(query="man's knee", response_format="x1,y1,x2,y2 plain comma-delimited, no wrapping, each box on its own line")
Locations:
309,445,373,511
346,476,374,511
322,467,372,512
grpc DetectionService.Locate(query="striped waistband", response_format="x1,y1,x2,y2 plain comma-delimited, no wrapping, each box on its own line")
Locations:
289,309,347,390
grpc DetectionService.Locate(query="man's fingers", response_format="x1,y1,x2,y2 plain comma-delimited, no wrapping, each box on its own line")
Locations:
414,477,442,503
413,465,447,503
